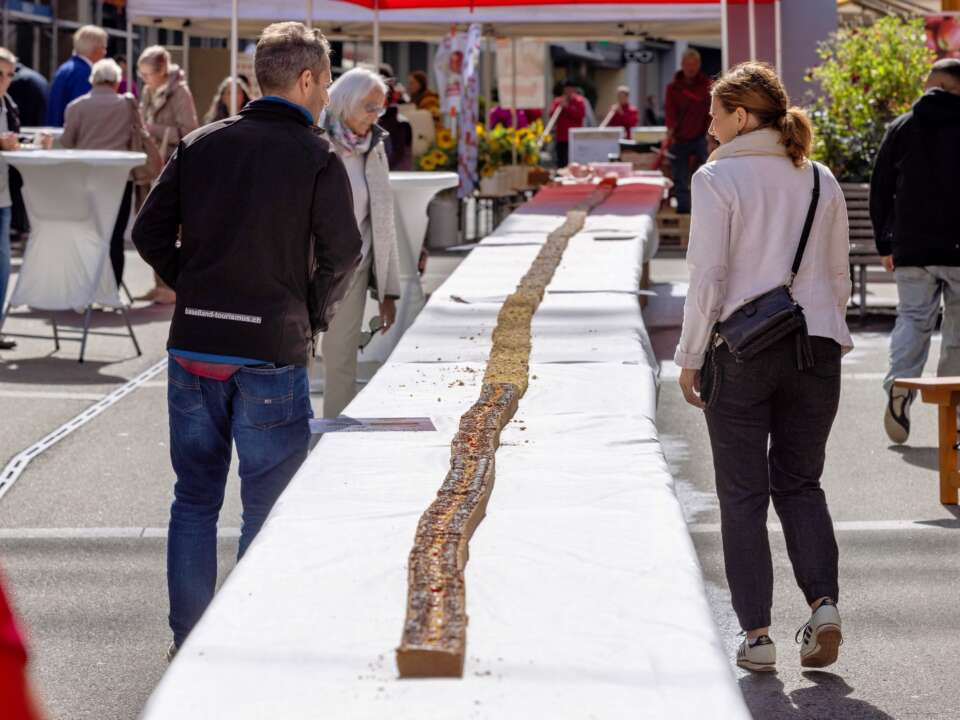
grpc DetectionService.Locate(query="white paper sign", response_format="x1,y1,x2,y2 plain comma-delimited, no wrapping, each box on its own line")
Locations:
495,38,546,110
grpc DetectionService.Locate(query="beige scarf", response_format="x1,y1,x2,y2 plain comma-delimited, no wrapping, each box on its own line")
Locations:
708,127,794,163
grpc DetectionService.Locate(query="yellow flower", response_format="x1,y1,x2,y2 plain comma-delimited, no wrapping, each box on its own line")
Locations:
476,123,485,137
436,128,455,149
430,149,447,164
420,156,438,171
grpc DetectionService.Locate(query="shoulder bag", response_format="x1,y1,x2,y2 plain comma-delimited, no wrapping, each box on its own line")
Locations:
700,162,822,406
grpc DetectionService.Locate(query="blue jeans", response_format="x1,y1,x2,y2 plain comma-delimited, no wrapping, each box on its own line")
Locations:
166,356,313,646
884,265,960,393
0,206,12,320
670,136,708,214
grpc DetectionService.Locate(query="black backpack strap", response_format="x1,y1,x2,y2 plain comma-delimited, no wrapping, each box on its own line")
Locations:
789,162,821,287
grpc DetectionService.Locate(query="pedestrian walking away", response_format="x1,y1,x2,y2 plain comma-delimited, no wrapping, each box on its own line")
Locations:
675,61,853,674
871,59,960,445
132,21,362,657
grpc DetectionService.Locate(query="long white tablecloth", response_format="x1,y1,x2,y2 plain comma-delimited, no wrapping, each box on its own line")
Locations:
143,180,747,719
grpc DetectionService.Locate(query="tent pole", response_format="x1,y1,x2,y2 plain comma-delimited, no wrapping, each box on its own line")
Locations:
126,17,134,91
511,37,517,166
182,31,191,86
230,0,238,115
747,0,756,61
306,0,314,29
373,0,381,69
720,0,729,71
481,36,492,130
774,0,782,75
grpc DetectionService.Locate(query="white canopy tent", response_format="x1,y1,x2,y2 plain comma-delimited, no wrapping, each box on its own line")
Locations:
127,0,729,115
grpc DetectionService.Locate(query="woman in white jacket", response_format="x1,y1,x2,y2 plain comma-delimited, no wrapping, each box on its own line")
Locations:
675,63,852,673
321,68,402,418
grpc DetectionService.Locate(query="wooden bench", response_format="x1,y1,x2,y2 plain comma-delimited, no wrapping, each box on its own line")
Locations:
842,183,885,323
894,377,960,505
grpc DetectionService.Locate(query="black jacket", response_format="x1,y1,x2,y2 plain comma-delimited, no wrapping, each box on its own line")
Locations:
870,89,960,267
132,99,362,367
9,63,48,128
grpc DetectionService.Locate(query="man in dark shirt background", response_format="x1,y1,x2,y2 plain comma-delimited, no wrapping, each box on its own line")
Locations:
664,48,711,214
871,59,960,444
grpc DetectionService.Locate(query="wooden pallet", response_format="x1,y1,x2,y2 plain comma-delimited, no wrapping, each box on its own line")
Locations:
656,209,690,249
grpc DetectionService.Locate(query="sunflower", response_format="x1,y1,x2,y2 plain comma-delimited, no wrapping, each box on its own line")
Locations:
430,149,448,164
475,123,485,137
436,128,455,150
419,155,438,171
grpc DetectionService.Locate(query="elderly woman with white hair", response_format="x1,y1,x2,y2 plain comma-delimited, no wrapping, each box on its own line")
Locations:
62,58,151,288
320,67,401,418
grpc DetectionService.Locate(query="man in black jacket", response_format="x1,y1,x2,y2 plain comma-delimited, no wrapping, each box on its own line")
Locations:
132,21,361,656
872,59,960,444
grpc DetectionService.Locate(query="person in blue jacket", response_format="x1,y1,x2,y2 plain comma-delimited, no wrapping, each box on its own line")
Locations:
46,25,107,127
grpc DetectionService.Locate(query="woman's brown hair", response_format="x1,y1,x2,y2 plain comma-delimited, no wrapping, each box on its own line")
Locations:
711,62,812,167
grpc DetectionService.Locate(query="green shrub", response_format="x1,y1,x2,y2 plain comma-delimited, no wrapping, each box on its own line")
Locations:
809,16,935,182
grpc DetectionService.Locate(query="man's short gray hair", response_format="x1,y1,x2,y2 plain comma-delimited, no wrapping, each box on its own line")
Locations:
255,22,331,94
0,47,16,67
681,47,702,63
73,25,108,57
137,45,171,74
327,67,387,123
90,58,122,86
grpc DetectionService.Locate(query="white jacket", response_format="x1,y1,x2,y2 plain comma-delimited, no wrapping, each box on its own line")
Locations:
674,128,853,369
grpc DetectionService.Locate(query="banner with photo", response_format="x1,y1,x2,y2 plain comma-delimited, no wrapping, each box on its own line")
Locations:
926,14,960,59
457,24,483,198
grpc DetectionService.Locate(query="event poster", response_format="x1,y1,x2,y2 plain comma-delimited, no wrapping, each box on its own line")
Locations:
457,24,483,198
495,38,546,110
433,31,468,125
926,14,960,59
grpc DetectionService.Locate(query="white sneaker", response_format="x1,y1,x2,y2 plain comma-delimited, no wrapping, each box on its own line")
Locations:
885,387,913,444
797,599,842,668
736,634,776,672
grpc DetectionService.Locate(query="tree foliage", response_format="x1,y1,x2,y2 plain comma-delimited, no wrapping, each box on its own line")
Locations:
809,17,935,182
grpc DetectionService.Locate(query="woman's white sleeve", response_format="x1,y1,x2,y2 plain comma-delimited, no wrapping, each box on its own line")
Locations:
673,170,731,369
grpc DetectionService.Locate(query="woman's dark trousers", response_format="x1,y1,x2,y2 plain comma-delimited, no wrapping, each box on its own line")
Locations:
704,335,842,631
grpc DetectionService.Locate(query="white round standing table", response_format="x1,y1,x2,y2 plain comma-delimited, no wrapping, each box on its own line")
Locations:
0,149,146,361
361,171,459,363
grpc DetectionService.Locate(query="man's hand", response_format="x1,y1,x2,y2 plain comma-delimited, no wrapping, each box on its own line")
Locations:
679,367,705,409
881,255,895,273
0,132,19,151
37,132,54,150
379,297,397,333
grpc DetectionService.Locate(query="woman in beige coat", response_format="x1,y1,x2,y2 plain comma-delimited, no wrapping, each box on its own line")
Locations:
136,45,199,304
321,67,401,418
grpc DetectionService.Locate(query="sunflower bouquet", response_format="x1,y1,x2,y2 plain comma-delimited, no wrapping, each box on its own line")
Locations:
415,127,458,172
477,119,549,178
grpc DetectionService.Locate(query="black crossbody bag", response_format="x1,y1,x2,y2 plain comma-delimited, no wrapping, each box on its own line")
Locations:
700,163,821,406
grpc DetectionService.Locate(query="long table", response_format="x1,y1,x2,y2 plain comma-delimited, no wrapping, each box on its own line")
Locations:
142,179,748,719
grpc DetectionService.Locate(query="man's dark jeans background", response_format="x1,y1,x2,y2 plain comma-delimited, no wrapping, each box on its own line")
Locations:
166,357,312,646
670,135,708,214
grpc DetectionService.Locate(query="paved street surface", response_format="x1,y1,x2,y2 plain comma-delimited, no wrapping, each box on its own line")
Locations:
4,244,959,718
650,257,960,719
0,245,462,719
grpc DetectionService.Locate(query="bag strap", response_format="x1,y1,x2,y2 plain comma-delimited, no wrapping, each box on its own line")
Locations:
787,162,821,288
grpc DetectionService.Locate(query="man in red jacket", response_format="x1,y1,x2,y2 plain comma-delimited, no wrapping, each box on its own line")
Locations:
549,80,586,168
606,85,638,138
665,48,712,214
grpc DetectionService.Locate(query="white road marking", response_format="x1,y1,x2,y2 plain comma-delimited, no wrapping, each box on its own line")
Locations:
688,519,959,534
0,358,168,502
0,527,241,539
0,390,107,401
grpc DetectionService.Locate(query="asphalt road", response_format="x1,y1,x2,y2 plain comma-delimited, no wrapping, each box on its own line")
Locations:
650,257,960,719
4,246,959,719
0,247,462,720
